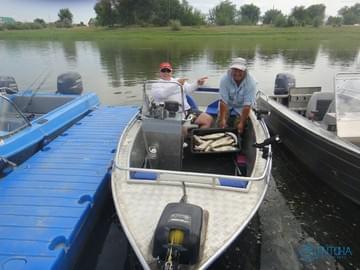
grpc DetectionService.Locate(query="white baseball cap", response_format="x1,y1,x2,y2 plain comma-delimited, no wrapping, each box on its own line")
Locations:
230,57,247,71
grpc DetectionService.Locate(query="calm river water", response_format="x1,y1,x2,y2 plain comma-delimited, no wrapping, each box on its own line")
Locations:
1,38,359,269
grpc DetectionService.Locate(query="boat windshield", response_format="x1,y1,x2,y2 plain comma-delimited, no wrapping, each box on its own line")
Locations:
335,73,360,139
0,95,30,138
142,80,185,119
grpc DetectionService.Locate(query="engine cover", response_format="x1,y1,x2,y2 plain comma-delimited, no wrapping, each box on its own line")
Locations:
152,202,203,265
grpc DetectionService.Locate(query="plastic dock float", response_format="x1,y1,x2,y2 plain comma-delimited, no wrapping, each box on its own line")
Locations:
0,106,138,270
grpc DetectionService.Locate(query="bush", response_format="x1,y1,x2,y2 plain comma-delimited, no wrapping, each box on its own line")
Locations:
169,19,181,31
286,16,297,27
274,14,287,27
312,17,322,27
55,18,72,28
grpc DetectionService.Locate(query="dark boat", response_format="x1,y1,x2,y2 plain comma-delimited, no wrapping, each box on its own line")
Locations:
257,72,360,205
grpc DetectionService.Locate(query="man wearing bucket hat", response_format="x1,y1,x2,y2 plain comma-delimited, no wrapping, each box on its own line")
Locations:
218,57,256,134
151,62,213,128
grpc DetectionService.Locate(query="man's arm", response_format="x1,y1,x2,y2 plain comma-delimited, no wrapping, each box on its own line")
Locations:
219,100,229,128
237,105,251,134
237,75,256,134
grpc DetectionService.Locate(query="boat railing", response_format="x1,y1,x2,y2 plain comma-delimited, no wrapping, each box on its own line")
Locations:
115,122,271,192
114,93,272,192
115,154,271,192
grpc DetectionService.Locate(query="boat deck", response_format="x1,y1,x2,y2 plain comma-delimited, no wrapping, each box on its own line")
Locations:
0,106,138,270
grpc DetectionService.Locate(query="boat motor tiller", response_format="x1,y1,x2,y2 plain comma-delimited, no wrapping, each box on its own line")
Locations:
152,202,203,267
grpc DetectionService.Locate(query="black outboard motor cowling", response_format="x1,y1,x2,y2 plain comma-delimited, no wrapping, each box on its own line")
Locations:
152,202,203,266
0,76,18,94
57,72,83,95
274,73,295,95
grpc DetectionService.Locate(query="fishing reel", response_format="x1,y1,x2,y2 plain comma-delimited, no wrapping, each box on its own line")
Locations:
253,108,270,120
253,135,281,159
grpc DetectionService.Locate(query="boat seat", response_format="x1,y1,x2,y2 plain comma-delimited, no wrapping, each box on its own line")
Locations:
218,178,248,189
130,171,158,180
186,95,198,110
205,99,238,117
305,92,334,121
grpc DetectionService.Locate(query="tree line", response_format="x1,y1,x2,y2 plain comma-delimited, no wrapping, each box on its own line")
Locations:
94,0,205,27
1,1,360,31
94,0,360,28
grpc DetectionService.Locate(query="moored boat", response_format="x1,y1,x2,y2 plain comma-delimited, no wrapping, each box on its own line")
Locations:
0,72,99,173
112,80,272,269
257,72,360,205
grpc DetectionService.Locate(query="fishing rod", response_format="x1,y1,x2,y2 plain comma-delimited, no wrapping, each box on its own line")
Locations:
23,67,48,94
22,69,52,113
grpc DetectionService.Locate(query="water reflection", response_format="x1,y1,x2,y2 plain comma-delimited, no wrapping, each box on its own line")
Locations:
61,41,78,65
0,38,359,105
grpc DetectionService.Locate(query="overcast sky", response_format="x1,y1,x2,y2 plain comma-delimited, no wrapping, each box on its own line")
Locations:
0,0,358,24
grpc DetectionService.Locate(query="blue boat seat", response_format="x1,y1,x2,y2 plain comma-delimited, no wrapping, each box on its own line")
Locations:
130,171,158,181
186,95,198,110
205,99,238,117
219,178,248,189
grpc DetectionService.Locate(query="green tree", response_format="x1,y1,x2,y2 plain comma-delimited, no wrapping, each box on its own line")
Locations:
338,4,360,25
326,16,342,27
238,4,260,25
306,4,326,25
94,0,117,26
179,0,205,26
208,0,236,25
273,14,287,27
58,8,73,24
291,6,306,26
33,18,46,26
262,9,283,24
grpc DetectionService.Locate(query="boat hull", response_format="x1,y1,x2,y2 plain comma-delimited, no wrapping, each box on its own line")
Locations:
0,92,99,170
258,96,360,205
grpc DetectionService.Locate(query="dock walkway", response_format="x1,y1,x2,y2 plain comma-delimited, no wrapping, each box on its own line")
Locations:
0,106,138,270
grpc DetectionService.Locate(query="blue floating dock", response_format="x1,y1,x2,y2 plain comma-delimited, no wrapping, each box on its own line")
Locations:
0,106,138,270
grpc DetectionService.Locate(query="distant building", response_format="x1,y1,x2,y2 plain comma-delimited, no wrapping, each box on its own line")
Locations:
0,17,16,25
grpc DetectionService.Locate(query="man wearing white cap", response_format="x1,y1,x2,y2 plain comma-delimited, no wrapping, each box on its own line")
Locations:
218,57,256,134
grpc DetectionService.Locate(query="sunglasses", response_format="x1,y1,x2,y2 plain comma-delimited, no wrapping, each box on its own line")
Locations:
160,68,172,73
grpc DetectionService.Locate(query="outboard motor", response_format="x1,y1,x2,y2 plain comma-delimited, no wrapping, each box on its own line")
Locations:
57,72,83,95
152,184,207,269
274,73,295,95
0,76,18,94
153,203,203,268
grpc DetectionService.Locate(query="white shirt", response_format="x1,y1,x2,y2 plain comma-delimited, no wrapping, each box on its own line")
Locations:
150,78,198,111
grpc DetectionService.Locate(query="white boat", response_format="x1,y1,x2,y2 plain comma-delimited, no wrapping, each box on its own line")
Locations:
257,72,360,205
111,81,273,269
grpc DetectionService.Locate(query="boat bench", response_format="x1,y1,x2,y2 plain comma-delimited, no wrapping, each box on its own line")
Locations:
288,87,321,112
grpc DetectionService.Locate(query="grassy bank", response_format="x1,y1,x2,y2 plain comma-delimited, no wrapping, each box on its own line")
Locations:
0,25,360,41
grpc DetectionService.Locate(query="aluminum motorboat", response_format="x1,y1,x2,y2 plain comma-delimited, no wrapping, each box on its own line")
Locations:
112,80,273,269
257,72,360,205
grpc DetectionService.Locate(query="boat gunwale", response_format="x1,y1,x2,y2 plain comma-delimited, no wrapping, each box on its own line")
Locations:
258,92,360,155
